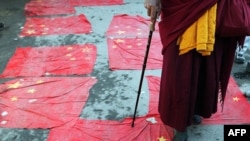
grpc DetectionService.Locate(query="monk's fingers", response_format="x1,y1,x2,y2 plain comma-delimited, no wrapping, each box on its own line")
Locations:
150,6,159,22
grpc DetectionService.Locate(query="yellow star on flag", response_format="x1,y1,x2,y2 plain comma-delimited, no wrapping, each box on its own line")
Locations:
40,24,46,27
137,32,142,35
67,47,73,50
137,43,142,46
43,27,49,31
114,39,124,43
7,82,22,89
66,53,72,57
82,46,92,53
233,97,240,102
158,136,167,141
11,96,18,101
36,80,44,84
27,88,36,94
26,29,36,35
28,24,34,27
116,30,126,35
70,57,76,61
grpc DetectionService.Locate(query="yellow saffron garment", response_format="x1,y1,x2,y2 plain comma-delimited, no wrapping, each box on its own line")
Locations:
177,3,217,56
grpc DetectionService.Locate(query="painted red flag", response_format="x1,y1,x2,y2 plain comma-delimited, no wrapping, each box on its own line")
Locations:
146,75,161,116
202,77,250,124
25,0,75,16
20,14,92,37
0,44,96,78
107,38,162,70
106,14,159,38
0,77,97,128
47,116,174,141
146,75,250,125
70,0,124,6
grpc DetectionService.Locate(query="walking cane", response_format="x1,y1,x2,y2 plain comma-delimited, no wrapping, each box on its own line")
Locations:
131,10,159,127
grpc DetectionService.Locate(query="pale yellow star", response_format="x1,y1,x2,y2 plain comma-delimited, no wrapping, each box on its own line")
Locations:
158,136,167,141
28,24,34,27
43,27,49,31
40,24,46,27
36,80,44,84
137,43,142,46
82,46,92,53
11,96,18,102
233,97,240,102
67,47,73,50
116,30,126,35
137,32,142,35
27,88,36,94
70,57,76,61
66,53,72,57
26,29,36,35
127,45,132,48
114,39,125,43
7,82,22,89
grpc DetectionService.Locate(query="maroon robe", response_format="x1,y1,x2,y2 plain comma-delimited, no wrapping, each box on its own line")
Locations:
158,0,240,131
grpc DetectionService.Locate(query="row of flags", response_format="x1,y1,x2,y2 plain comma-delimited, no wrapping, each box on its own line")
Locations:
1,0,172,141
25,0,124,16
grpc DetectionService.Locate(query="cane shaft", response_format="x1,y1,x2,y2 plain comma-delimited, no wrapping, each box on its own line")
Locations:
131,15,157,127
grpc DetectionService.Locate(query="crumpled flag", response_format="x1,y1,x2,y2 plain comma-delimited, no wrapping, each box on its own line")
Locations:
20,14,92,37
25,0,75,16
146,75,161,116
70,0,124,6
146,75,250,125
0,77,97,128
106,14,159,38
107,38,163,70
0,44,96,78
202,76,250,124
47,116,174,141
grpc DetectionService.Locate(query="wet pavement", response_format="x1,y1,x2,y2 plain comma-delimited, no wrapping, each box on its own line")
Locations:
0,0,250,141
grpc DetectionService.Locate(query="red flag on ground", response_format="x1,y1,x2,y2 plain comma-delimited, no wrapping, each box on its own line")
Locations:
107,38,162,70
0,77,97,128
146,75,250,124
146,75,161,116
20,14,92,37
0,44,97,78
202,77,250,124
70,0,124,6
47,116,174,141
106,14,159,38
25,0,75,16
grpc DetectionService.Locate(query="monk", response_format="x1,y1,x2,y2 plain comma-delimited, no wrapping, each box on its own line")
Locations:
144,0,243,140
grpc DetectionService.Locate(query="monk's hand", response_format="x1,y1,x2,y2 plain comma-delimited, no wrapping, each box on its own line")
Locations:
144,0,160,22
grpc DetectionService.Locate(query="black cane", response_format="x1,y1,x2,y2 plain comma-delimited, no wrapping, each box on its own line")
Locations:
131,11,158,127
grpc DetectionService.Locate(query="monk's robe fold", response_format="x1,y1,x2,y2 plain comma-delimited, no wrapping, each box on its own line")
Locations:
178,4,217,56
158,0,217,54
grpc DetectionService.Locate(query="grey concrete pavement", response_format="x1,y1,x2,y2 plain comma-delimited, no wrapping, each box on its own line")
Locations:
0,0,249,141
